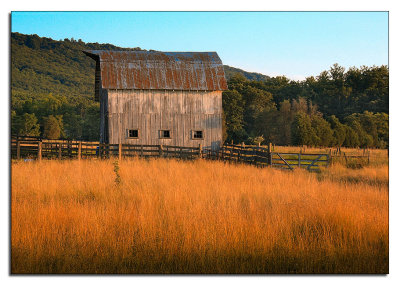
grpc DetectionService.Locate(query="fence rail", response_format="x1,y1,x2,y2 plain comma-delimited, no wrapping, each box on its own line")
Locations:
11,136,202,161
11,136,336,171
270,152,329,170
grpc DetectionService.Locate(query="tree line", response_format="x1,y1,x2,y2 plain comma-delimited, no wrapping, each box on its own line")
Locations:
223,66,388,148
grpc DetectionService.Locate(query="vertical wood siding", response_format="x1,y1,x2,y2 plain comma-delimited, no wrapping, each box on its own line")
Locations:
104,90,222,151
99,85,108,143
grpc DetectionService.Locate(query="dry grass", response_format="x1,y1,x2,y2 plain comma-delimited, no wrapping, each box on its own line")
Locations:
11,158,388,274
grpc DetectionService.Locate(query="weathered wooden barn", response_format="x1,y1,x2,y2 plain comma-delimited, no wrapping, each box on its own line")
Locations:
84,50,227,151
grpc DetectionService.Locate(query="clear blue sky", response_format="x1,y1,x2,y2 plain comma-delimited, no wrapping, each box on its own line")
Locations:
11,11,388,81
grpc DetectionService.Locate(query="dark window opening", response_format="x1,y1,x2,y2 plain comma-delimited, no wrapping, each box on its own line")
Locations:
161,130,171,138
193,130,203,139
128,129,139,138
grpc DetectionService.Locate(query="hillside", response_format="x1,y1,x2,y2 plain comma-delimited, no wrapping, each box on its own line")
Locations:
11,32,270,106
11,33,143,105
223,65,270,81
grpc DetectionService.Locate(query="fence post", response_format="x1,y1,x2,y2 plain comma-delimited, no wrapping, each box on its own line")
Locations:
119,143,122,160
159,144,163,157
298,153,301,167
268,143,272,166
78,142,82,160
58,143,62,160
16,137,20,160
141,145,144,157
38,141,42,161
199,143,202,158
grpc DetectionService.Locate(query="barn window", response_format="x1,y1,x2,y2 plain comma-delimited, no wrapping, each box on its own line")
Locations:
160,130,171,139
192,130,204,140
127,129,139,138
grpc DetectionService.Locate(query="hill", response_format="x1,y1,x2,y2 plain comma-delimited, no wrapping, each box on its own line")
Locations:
223,65,270,81
11,32,271,105
11,32,143,104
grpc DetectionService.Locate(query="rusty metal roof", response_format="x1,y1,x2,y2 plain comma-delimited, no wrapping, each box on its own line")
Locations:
83,50,228,91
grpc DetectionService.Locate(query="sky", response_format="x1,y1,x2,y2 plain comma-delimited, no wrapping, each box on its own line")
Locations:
11,11,388,81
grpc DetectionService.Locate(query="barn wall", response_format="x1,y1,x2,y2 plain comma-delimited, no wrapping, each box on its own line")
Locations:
106,90,222,150
99,87,108,143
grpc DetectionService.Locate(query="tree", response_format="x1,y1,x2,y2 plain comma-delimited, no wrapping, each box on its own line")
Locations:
221,112,228,143
255,99,294,145
291,112,318,146
11,111,18,135
278,100,293,145
43,115,63,139
327,115,346,147
344,114,374,148
291,97,308,113
255,109,280,144
12,113,40,136
63,112,84,139
25,34,41,49
242,86,276,137
343,125,360,148
359,111,379,146
311,115,334,147
81,106,100,141
374,112,389,148
222,90,246,143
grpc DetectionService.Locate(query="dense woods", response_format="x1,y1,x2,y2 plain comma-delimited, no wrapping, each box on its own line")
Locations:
11,32,388,148
223,65,388,148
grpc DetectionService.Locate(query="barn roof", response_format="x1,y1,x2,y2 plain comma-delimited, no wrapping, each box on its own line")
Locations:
83,50,228,91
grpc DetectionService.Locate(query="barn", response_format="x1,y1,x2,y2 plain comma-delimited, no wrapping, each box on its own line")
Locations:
84,50,228,151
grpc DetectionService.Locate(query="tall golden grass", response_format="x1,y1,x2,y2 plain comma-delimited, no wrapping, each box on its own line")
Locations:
11,158,388,273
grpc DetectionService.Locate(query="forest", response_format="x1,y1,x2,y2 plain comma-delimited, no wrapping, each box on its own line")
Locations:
11,32,389,148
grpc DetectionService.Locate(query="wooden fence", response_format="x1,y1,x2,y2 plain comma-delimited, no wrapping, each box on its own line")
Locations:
11,136,202,161
205,144,330,171
330,152,370,165
270,152,330,171
11,136,333,171
204,143,270,167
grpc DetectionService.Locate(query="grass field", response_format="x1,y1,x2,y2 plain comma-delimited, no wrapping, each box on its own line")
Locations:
11,153,388,274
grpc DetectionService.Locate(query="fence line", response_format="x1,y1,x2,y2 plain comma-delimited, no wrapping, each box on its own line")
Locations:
11,136,201,161
11,136,339,171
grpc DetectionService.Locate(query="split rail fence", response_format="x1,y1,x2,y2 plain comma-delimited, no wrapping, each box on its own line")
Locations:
11,136,332,171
